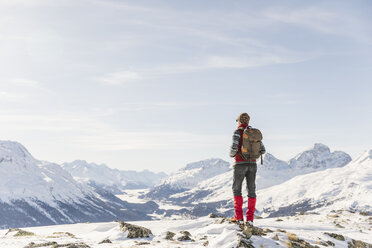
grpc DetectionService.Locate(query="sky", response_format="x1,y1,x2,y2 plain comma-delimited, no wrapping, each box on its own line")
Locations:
0,0,371,173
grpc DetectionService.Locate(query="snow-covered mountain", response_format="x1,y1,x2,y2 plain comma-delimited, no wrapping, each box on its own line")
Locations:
144,144,353,217
288,143,352,169
257,149,372,217
0,140,158,228
145,158,231,200
0,141,91,205
258,143,351,189
62,160,167,193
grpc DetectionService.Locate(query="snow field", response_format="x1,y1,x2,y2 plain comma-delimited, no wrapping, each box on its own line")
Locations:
1,210,370,248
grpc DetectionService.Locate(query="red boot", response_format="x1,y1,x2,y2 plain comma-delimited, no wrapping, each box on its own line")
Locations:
233,196,243,221
246,197,256,222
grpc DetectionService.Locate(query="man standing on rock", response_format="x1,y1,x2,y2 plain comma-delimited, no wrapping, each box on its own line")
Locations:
229,113,265,226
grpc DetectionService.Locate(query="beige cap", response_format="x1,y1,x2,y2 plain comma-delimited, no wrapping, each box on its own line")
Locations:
236,113,250,124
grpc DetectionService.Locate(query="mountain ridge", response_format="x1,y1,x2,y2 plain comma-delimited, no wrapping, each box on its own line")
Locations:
62,160,167,192
0,140,159,228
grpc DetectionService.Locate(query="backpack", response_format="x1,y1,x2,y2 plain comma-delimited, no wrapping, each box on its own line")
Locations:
240,126,263,162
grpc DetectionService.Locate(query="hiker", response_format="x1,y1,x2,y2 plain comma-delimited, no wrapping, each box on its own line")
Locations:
229,113,265,226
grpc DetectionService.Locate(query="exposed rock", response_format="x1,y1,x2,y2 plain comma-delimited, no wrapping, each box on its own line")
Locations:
119,221,152,238
215,218,226,224
264,228,274,233
6,228,35,237
203,240,209,246
24,242,57,248
324,232,345,241
5,228,19,235
316,241,329,246
326,240,335,246
348,239,372,248
135,241,151,245
241,227,252,239
277,229,287,233
335,223,345,228
180,230,191,236
98,239,112,244
64,243,91,248
48,232,76,238
24,242,90,248
359,212,370,216
272,234,279,241
251,226,265,236
237,233,254,248
178,231,194,242
209,213,222,218
54,232,75,237
285,239,319,248
276,218,284,222
165,231,176,240
287,233,298,241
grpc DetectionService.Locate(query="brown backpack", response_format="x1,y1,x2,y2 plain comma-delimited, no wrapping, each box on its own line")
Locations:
240,126,263,162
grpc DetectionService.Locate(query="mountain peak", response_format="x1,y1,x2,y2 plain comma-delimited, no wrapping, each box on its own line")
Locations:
63,160,110,170
0,140,36,164
182,158,229,171
289,143,351,169
352,150,372,165
365,150,372,159
366,150,372,159
262,153,289,170
313,143,330,153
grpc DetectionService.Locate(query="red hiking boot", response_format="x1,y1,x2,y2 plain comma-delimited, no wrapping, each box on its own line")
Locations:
246,197,256,222
233,195,243,222
230,217,244,225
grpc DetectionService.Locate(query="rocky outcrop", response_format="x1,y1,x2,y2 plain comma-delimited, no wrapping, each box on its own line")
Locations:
348,239,372,248
324,232,345,241
165,231,176,240
24,242,90,248
5,228,34,237
178,231,194,241
118,221,152,238
98,239,112,244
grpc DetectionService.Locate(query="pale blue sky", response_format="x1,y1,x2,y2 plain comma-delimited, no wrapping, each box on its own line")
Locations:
0,0,371,172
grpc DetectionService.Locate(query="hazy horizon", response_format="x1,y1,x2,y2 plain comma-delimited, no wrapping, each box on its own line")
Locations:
1,0,371,172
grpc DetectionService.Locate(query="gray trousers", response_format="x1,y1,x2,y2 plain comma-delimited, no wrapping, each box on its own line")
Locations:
232,163,257,198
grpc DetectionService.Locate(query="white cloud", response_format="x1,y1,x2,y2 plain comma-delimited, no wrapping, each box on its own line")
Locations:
0,78,54,101
0,111,228,154
99,71,143,85
264,6,370,43
89,0,154,13
8,78,40,87
205,53,308,69
99,50,318,84
0,91,21,102
0,0,72,6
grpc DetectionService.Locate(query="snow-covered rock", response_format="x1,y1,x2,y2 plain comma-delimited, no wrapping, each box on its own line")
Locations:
0,211,371,248
62,160,167,192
